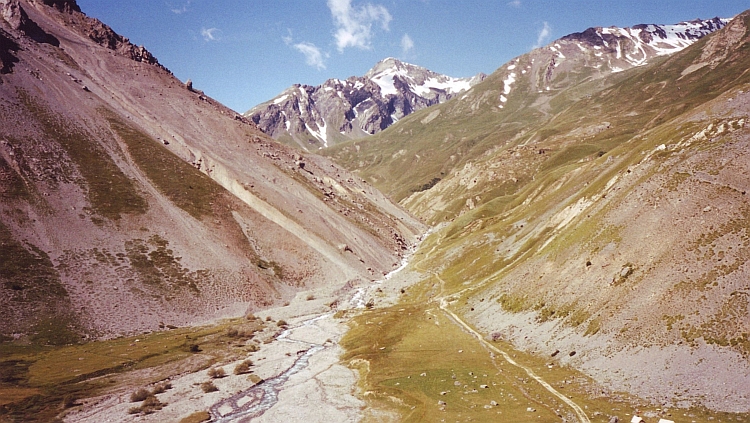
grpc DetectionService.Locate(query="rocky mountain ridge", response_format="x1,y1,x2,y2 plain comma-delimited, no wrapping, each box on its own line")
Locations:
245,57,486,150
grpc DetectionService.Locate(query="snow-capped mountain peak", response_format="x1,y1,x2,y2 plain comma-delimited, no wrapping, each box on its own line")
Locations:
246,58,485,150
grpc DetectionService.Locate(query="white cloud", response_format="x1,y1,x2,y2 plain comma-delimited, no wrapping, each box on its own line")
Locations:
282,29,294,46
328,0,392,52
534,21,551,48
401,33,414,54
294,42,327,70
169,0,191,14
507,0,521,7
201,27,221,42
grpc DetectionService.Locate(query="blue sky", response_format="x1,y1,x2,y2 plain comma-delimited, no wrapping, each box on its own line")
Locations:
76,1,749,113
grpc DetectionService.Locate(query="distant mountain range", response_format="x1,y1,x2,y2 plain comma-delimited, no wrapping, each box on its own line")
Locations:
247,18,727,152
245,58,486,150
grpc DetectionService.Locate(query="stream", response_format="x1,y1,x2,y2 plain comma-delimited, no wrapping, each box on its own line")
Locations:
208,232,429,422
208,315,328,422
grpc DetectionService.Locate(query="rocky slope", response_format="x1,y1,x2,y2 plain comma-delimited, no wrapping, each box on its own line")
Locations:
330,11,750,412
325,17,729,204
0,0,424,342
245,57,485,150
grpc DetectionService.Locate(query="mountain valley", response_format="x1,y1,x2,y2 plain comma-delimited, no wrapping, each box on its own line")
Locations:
1,1,750,422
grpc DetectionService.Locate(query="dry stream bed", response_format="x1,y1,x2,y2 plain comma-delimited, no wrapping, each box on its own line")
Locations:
1,260,749,422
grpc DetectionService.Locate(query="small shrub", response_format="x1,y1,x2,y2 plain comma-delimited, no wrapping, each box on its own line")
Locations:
234,359,253,375
188,343,201,353
248,374,263,384
227,327,239,338
276,320,288,327
246,314,258,321
207,367,226,379
201,381,218,393
265,316,272,321
140,395,164,414
130,388,151,402
128,394,164,415
306,294,315,301
152,382,172,394
246,343,259,352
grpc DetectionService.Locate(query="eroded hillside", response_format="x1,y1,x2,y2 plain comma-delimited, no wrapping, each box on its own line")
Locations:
0,0,424,342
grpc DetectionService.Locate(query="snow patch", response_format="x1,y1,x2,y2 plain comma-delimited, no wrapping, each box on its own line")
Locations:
306,119,328,147
273,94,289,105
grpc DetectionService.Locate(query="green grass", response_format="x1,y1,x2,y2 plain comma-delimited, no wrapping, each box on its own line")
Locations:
0,221,81,346
17,90,147,220
0,317,265,422
101,109,221,220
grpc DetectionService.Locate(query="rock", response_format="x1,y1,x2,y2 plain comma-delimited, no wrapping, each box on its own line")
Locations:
41,0,81,13
551,349,560,357
185,79,193,91
569,351,576,357
608,416,619,423
1,0,25,30
527,407,536,412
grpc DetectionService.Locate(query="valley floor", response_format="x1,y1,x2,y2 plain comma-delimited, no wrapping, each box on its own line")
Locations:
25,244,750,423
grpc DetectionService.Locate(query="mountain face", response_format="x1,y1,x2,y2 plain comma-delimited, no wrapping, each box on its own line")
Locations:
326,17,729,205
0,0,424,342
326,12,750,411
245,58,486,151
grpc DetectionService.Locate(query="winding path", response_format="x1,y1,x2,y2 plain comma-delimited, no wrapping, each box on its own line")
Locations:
412,232,589,423
438,297,591,423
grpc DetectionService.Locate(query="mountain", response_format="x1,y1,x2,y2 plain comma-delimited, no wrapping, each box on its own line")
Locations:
245,57,486,150
325,17,729,207
328,11,750,411
0,0,424,342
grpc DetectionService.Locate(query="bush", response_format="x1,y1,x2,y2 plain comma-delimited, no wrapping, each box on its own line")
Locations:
201,381,218,393
207,367,226,379
234,359,253,375
276,320,288,327
306,294,315,301
128,394,164,415
130,388,151,402
152,382,172,394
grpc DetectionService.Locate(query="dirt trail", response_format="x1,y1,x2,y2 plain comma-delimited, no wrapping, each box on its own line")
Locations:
438,296,591,423
412,236,591,423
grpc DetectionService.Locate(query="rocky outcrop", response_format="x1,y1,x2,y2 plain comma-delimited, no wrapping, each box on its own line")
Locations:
246,58,485,150
41,0,80,13
1,0,59,45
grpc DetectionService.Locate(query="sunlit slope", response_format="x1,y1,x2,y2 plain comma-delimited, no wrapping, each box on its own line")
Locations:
324,17,735,225
403,11,750,410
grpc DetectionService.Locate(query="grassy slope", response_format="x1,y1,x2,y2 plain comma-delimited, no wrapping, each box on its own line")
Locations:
338,11,750,417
